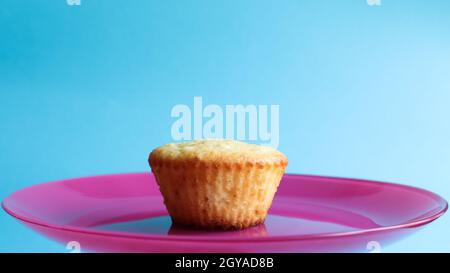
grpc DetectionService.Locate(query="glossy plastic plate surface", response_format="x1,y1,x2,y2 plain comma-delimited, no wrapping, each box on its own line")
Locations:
2,173,447,252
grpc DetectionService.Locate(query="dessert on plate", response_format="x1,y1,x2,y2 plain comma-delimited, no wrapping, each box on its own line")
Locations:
148,139,288,230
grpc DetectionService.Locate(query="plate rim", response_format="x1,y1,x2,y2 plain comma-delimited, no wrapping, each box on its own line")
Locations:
2,172,448,243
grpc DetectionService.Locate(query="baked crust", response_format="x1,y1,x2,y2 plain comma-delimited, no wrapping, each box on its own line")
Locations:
148,139,288,230
149,139,288,167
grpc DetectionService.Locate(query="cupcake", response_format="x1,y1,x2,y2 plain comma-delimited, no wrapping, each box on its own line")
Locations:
148,139,288,230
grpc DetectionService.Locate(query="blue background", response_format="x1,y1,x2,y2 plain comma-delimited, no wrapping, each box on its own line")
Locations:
1,0,449,252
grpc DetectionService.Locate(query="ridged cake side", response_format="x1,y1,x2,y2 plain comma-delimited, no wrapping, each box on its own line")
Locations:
150,158,286,229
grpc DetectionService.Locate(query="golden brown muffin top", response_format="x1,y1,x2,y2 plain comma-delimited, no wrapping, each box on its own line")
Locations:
149,139,288,167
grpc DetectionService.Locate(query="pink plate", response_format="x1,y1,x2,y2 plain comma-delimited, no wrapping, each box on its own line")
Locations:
2,173,447,252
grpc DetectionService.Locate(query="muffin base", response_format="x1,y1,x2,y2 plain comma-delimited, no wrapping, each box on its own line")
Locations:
171,217,265,231
150,159,286,230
